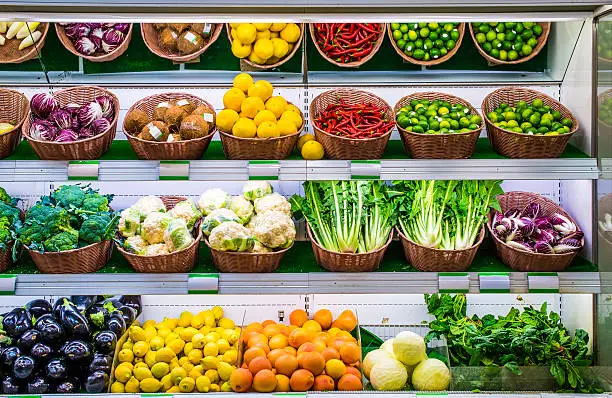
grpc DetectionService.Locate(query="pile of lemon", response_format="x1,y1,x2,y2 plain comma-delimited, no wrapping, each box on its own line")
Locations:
110,306,240,394
230,23,301,65
217,73,303,140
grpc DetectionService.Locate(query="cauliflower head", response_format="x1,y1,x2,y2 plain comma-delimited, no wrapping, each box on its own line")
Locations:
202,208,241,236
118,208,141,238
251,240,273,253
141,212,174,244
198,188,231,215
242,181,273,201
168,199,202,229
246,214,258,232
208,221,254,252
132,195,166,221
229,195,254,224
254,193,291,216
253,210,295,249
124,235,147,255
145,243,169,256
164,218,195,252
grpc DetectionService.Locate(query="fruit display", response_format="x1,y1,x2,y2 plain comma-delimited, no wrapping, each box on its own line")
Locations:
0,22,43,51
487,98,574,135
471,22,546,62
312,23,384,65
230,308,362,392
151,23,217,56
396,98,482,135
111,306,239,393
0,295,141,394
228,23,301,66
389,22,462,63
58,23,130,57
313,98,394,139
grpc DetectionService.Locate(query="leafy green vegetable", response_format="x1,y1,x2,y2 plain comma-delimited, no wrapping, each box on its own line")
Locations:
78,213,119,244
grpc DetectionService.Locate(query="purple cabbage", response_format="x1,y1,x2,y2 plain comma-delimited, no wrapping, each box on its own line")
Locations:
94,95,114,120
30,93,59,118
50,109,73,130
74,36,97,56
101,29,124,53
78,102,103,127
550,213,577,236
521,202,541,219
534,241,554,254
64,23,90,39
28,119,57,141
114,23,130,34
90,118,111,134
55,129,78,142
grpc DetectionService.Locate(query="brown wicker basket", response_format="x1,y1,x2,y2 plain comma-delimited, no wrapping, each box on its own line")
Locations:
0,22,49,64
310,23,385,68
487,191,584,272
387,23,465,66
28,240,113,274
310,89,394,160
395,92,483,159
469,22,551,65
397,227,484,272
0,242,16,273
226,23,304,70
482,87,579,159
0,88,29,158
123,93,216,160
142,23,222,63
307,225,392,272
55,23,132,62
116,196,202,273
204,239,292,273
597,193,612,262
22,86,119,160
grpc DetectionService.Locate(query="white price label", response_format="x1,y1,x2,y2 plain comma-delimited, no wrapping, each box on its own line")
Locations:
0,274,16,295
188,273,219,294
479,273,510,293
439,272,470,293
528,272,559,292
68,161,99,180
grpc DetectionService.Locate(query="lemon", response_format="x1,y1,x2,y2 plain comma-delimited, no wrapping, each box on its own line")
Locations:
122,340,134,351
118,349,134,363
184,342,194,356
212,306,224,320
217,362,235,381
145,350,157,368
156,347,176,363
188,348,203,364
270,31,280,39
241,96,265,118
179,356,190,367
140,378,162,393
167,386,180,393
256,30,271,40
230,28,238,40
111,381,125,393
134,367,153,381
216,338,231,354
236,23,257,44
253,109,277,126
232,118,257,138
151,362,170,379
171,366,187,385
248,80,273,102
178,312,193,327
216,109,239,133
174,327,184,336
254,23,272,32
206,331,221,343
270,23,287,32
257,121,280,138
201,355,219,371
223,349,238,364
265,96,288,118
196,375,212,393
205,369,220,384
180,327,198,342
253,39,274,60
115,364,133,383
161,374,173,391
144,327,157,341
192,333,206,349
199,325,212,335
277,119,298,136
248,51,267,65
223,88,246,112
163,317,178,330
203,342,219,357
233,73,253,93
271,38,290,58
221,381,233,392
301,140,324,160
133,341,149,357
124,377,140,393
189,368,203,380
231,40,252,58
297,133,315,151
280,110,303,128
134,362,148,369
190,313,205,329
157,328,170,339
229,23,240,29
169,358,180,371
143,320,156,329
149,336,164,351
165,332,178,345
168,339,185,355
280,23,301,43
210,383,221,392
129,326,147,342
182,362,195,374
222,329,239,345
121,362,134,370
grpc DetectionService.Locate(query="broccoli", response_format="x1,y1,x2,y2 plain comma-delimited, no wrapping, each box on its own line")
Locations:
52,184,86,208
0,202,20,227
0,217,12,248
17,222,47,247
78,213,118,244
44,231,79,252
82,193,110,213
0,187,17,206
20,205,78,249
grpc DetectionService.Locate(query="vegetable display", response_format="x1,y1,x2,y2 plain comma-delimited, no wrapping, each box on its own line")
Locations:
59,23,129,56
0,295,141,394
0,187,22,252
229,23,301,65
472,22,545,62
312,23,383,65
152,23,216,56
0,22,43,51
313,99,394,139
396,99,482,134
390,22,461,62
487,98,573,135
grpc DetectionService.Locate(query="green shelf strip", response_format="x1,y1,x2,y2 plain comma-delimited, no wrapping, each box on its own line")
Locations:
0,274,17,295
527,272,559,293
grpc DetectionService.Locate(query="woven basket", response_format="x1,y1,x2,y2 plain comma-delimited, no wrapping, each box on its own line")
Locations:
310,23,386,68
0,88,29,158
28,240,113,274
123,93,216,160
22,86,119,160
395,92,483,159
0,23,49,64
487,191,584,272
0,241,16,273
310,89,393,159
387,23,465,66
397,227,484,272
482,87,579,158
597,193,612,261
205,239,292,273
307,225,392,272
116,196,201,273
469,22,551,65
55,23,132,62
142,23,222,63
226,23,304,70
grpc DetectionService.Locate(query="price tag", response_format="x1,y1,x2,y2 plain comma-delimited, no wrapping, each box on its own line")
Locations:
528,272,559,293
0,274,16,295
274,394,307,397
159,161,189,180
479,272,510,293
249,160,279,180
141,394,173,398
351,160,381,180
439,272,470,293
416,393,448,397
188,273,219,294
68,160,99,180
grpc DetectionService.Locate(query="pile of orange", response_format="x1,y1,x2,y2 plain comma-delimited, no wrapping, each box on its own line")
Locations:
229,308,363,393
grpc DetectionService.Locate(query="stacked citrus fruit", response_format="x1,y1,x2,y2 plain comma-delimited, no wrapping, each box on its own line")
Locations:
111,306,240,394
229,23,301,65
217,73,303,140
229,308,363,393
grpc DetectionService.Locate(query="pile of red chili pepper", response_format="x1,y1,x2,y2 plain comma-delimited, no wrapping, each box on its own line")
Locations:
314,99,395,139
313,23,383,64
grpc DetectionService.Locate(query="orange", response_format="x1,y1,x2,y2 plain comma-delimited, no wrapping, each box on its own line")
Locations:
337,330,357,342
313,309,333,330
274,354,298,377
248,356,272,375
327,327,342,337
283,347,297,356
230,368,253,393
339,342,360,365
252,342,271,355
275,374,291,392
245,322,263,334
321,347,340,362
289,369,314,392
297,342,316,355
337,373,362,391
289,309,308,327
303,320,322,335
329,337,349,352
298,351,326,375
325,359,346,380
313,374,335,391
244,347,267,365
253,369,276,392
267,348,286,366
269,334,288,350
263,324,282,338
288,328,310,348
331,310,357,332
261,320,276,328
345,366,361,378
312,338,327,353
247,333,268,349
278,324,290,336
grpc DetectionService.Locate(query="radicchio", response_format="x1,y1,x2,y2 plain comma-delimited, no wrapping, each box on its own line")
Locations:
101,29,124,53
78,102,103,127
30,93,59,118
533,228,556,244
78,127,94,139
552,238,582,254
64,103,81,115
521,202,541,219
74,36,97,56
90,28,104,50
90,118,111,134
55,129,78,142
114,23,130,34
64,23,90,39
94,95,114,120
534,241,554,254
50,109,73,130
517,216,536,237
506,240,533,252
28,119,57,141
550,213,577,236
504,208,521,219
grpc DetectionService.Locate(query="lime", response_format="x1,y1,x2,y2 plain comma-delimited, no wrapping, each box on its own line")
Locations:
497,32,505,41
408,30,418,41
508,50,519,60
397,39,407,49
391,23,400,30
521,44,533,56
527,37,538,48
561,118,573,127
478,24,490,33
490,48,500,58
486,30,496,41
499,50,508,61
400,24,409,33
533,24,543,36
413,49,425,60
532,99,544,108
476,33,486,44
551,110,562,121
393,30,403,40
420,27,430,37
450,30,460,41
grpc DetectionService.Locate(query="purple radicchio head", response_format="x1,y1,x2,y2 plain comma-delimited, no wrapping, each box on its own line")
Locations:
86,22,102,30
101,29,125,53
28,119,57,141
64,23,90,40
534,241,554,254
30,93,59,118
517,216,536,237
90,28,104,50
113,23,130,34
521,202,541,219
90,118,111,134
78,102,103,127
552,237,582,254
533,228,556,244
74,36,97,56
64,103,81,116
50,109,73,130
55,129,78,142
94,95,115,120
504,208,521,219
504,221,523,243
506,240,534,252
78,127,94,139
550,213,577,236
534,216,552,230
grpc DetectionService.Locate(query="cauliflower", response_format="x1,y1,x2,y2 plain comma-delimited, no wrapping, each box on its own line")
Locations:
254,193,291,216
132,195,166,220
246,214,258,231
202,208,241,236
169,199,202,229
242,181,272,201
145,243,169,256
251,240,273,253
123,235,147,255
164,218,194,252
229,195,254,224
198,188,231,215
208,221,254,252
141,212,174,244
118,208,141,238
253,211,295,249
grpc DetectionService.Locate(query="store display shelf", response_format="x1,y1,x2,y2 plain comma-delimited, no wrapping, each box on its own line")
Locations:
4,394,605,398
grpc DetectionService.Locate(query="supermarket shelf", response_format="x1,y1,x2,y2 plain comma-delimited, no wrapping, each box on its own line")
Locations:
1,394,607,398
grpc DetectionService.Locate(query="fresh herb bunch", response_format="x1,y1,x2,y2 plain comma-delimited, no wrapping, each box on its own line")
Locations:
0,187,22,251
424,293,596,392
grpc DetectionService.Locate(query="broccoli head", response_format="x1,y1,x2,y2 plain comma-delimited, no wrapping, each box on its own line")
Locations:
17,222,48,248
44,230,79,252
0,187,14,205
0,202,20,227
52,184,86,208
21,205,77,249
0,217,12,247
78,213,118,244
82,193,110,213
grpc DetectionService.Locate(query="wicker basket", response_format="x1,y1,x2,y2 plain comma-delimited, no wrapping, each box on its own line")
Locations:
142,23,222,63
226,23,304,70
397,227,484,272
310,89,393,159
0,88,29,158
116,196,202,273
55,23,132,62
0,242,16,273
123,93,216,160
307,225,392,272
482,87,579,159
597,193,612,262
395,92,483,159
487,191,584,272
0,23,49,64
204,239,292,273
469,22,551,66
22,86,119,160
387,23,465,66
28,240,113,274
310,23,386,68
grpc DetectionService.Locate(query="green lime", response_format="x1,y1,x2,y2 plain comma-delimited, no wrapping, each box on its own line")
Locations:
420,27,430,37
508,50,519,60
515,23,524,33
533,24,543,36
391,23,401,30
397,115,410,129
527,37,538,48
476,32,486,44
434,39,444,49
450,30,460,41
551,110,562,121
415,39,424,48
408,30,418,41
495,22,505,33
413,49,425,60
400,24,409,33
561,118,573,127
537,126,549,134
488,112,499,123
449,119,460,130
483,42,493,53
412,125,424,133
446,39,456,50
503,111,516,121
393,30,403,40
521,44,533,56
499,50,508,61
490,48,500,58
397,39,407,50
502,41,512,51
486,30,496,41
430,48,441,58
532,99,544,108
